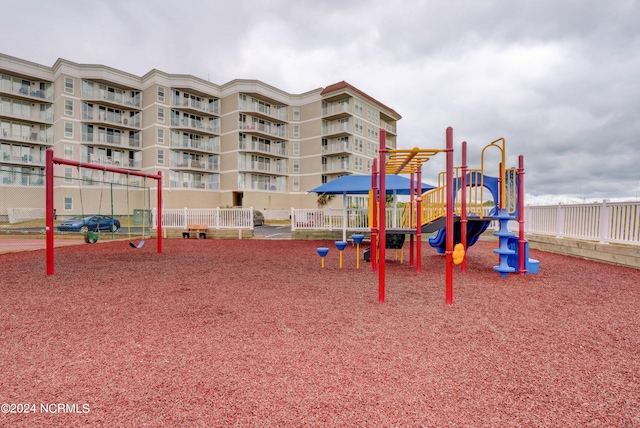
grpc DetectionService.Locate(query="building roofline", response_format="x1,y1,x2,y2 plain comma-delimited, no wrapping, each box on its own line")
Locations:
321,81,401,119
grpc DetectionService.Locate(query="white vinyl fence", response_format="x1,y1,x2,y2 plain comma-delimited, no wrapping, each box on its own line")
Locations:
290,201,640,247
525,201,640,246
153,207,255,229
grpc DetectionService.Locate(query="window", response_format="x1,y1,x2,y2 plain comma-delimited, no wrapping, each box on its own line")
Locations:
157,107,164,123
293,177,300,191
64,100,74,116
321,175,328,184
64,77,74,94
64,122,73,138
158,128,164,144
293,107,300,120
158,86,165,102
64,167,73,183
64,144,73,160
157,149,164,165
293,142,300,156
64,197,73,210
293,125,300,138
293,160,300,173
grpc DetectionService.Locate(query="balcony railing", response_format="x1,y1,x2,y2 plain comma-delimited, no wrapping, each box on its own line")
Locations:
0,86,53,101
171,98,219,115
322,122,352,136
322,102,352,117
240,162,287,175
82,112,141,128
82,90,141,109
170,159,218,172
1,153,45,166
169,138,220,153
322,161,351,173
239,140,288,157
322,139,352,154
171,118,219,134
240,181,287,192
240,104,288,121
1,129,53,145
0,106,53,124
240,123,287,139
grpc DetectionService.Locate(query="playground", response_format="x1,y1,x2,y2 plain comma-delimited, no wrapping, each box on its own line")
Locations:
1,238,639,427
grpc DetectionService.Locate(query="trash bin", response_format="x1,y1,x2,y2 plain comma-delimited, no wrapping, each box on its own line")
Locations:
364,247,371,262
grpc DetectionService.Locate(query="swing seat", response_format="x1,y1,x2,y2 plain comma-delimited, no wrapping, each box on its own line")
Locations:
129,240,145,249
84,231,99,244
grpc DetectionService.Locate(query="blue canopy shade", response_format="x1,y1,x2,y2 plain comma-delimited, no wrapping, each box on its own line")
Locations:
309,175,434,195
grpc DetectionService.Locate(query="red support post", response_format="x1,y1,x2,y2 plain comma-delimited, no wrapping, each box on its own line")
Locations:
518,155,526,274
46,149,54,276
371,158,378,272
157,171,163,254
461,141,468,274
445,127,454,305
409,172,415,267
378,129,387,303
416,166,422,274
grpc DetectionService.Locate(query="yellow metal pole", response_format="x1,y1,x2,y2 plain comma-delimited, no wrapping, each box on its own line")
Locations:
356,244,360,269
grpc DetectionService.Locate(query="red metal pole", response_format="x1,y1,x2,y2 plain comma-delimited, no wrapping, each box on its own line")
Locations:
157,171,163,254
416,166,422,274
46,149,54,276
518,155,526,274
461,141,468,274
378,129,387,303
51,156,161,180
445,127,454,305
371,158,378,272
409,172,415,267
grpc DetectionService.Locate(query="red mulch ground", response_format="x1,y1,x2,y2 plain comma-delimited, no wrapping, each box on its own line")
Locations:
1,239,639,427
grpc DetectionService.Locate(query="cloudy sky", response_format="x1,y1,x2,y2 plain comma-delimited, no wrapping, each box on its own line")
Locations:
3,0,639,204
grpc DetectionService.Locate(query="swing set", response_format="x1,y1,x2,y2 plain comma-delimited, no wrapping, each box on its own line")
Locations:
45,148,163,275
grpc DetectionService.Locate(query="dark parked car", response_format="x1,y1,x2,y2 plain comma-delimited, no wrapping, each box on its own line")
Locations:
253,210,265,226
57,215,121,232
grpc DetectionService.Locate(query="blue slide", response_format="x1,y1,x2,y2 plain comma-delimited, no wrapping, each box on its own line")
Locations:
428,216,492,254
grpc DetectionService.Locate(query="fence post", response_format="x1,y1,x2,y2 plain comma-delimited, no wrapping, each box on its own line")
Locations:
215,207,220,229
599,199,610,244
556,203,564,238
291,207,295,231
183,207,188,228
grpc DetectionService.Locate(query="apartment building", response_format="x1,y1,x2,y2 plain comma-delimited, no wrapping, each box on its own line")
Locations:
0,53,400,218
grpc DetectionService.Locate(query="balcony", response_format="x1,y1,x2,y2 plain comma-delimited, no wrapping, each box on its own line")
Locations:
169,137,220,154
322,101,352,120
171,97,219,116
322,138,352,155
241,180,287,192
1,128,53,145
240,162,288,175
171,117,219,135
322,121,352,138
0,85,53,102
240,123,287,139
239,104,287,122
170,180,219,190
239,140,288,157
322,160,352,174
0,105,53,124
82,89,141,109
1,152,45,167
82,111,141,130
381,120,397,135
170,159,219,172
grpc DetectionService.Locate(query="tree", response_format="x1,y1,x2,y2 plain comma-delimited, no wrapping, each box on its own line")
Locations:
316,194,334,208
